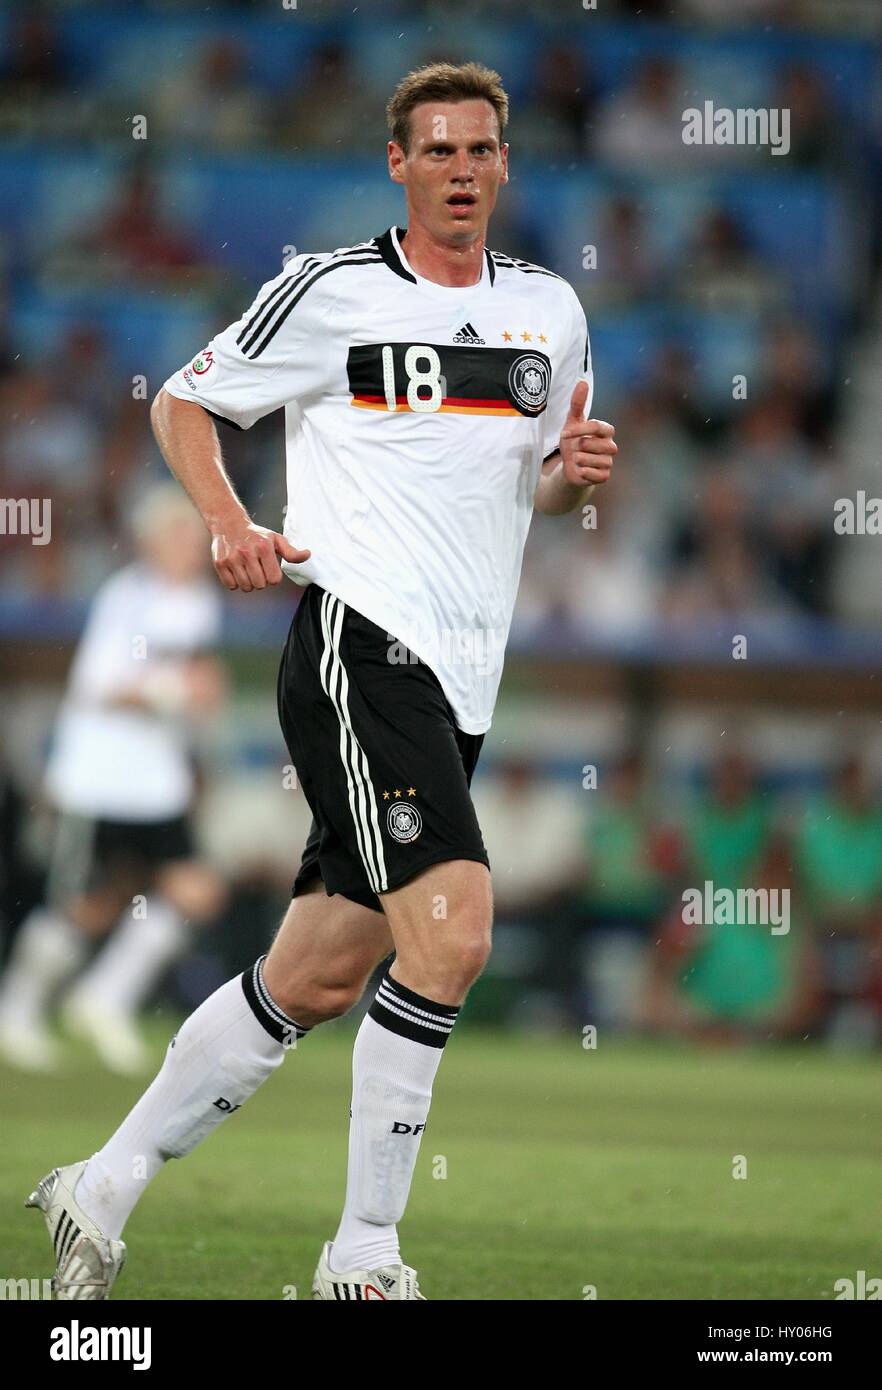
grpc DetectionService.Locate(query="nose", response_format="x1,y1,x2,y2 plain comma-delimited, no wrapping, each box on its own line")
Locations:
450,147,474,180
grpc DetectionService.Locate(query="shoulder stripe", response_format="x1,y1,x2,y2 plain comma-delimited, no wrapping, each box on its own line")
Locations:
490,251,563,281
237,246,383,359
236,255,323,349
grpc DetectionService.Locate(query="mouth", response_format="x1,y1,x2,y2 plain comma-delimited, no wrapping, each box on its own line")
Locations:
446,192,477,214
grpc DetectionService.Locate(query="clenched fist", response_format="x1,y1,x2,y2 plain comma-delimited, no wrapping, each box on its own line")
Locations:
559,380,617,487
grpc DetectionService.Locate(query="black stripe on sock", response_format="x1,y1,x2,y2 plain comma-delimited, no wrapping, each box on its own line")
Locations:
380,973,460,1019
368,974,460,1049
241,956,310,1045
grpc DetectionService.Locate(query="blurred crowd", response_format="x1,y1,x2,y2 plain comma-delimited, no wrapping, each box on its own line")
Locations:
1,3,881,1053
4,737,882,1049
476,746,882,1045
1,8,873,163
1,4,878,632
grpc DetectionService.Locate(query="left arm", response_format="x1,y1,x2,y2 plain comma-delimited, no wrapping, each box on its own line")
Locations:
533,380,617,515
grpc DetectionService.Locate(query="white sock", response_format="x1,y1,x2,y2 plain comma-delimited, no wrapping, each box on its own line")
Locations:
75,956,309,1239
70,897,188,1017
0,907,87,1029
330,972,459,1274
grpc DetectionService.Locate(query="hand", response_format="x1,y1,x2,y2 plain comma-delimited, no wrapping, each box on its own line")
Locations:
559,381,617,488
211,516,311,592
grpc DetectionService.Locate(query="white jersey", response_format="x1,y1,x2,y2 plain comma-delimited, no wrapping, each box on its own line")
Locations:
44,563,222,821
164,225,592,733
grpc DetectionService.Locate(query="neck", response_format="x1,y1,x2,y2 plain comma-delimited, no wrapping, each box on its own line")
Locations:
398,222,485,287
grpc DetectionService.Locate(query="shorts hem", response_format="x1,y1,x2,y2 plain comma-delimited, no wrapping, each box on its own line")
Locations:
378,847,490,899
292,847,490,916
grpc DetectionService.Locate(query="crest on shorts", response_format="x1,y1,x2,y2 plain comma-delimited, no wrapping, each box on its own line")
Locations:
386,800,422,844
508,354,549,415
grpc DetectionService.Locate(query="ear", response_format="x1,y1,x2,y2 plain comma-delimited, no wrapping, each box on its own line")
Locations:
500,142,509,185
388,140,406,185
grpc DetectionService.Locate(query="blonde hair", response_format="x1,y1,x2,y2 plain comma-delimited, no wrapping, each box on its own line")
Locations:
387,61,509,154
131,481,201,540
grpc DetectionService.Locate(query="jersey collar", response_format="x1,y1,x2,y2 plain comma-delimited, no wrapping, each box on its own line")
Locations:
374,226,495,291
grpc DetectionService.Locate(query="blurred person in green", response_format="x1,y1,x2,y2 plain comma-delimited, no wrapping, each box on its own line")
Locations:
643,750,819,1040
573,748,679,1026
684,748,771,887
646,833,819,1042
796,753,882,1042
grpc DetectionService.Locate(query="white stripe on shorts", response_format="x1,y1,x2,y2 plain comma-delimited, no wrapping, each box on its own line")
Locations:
318,591,388,893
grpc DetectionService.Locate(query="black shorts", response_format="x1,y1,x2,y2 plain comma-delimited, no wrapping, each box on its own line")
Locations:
46,812,194,903
278,585,489,913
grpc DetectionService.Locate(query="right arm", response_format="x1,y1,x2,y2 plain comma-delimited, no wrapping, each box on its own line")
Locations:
150,388,310,592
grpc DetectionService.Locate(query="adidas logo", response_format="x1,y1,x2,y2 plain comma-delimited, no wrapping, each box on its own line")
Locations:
452,321,485,345
378,1272,396,1292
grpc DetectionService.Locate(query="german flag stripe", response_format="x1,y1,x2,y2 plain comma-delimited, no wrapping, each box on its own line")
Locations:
351,398,520,416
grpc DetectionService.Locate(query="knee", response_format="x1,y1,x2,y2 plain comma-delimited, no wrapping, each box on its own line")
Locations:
310,979,366,1024
408,924,492,1002
454,927,492,988
270,974,366,1028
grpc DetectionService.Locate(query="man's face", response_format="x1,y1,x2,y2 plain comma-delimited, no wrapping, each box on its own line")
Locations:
388,98,508,244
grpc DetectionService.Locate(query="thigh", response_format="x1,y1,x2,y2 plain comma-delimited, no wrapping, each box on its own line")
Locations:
379,857,494,1004
263,879,393,1002
278,586,489,911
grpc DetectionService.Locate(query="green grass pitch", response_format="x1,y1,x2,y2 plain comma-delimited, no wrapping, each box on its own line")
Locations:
3,1020,880,1300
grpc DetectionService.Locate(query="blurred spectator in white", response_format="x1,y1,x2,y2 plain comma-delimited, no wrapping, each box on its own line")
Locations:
519,498,658,641
472,757,586,1028
593,57,693,170
0,485,228,1074
474,758,586,919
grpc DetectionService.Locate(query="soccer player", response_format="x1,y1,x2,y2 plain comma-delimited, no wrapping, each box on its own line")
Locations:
27,61,616,1300
0,485,226,1075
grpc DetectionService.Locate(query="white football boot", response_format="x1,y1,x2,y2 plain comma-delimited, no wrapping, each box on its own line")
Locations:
25,1160,126,1300
0,1017,62,1072
61,991,149,1076
312,1240,425,1300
